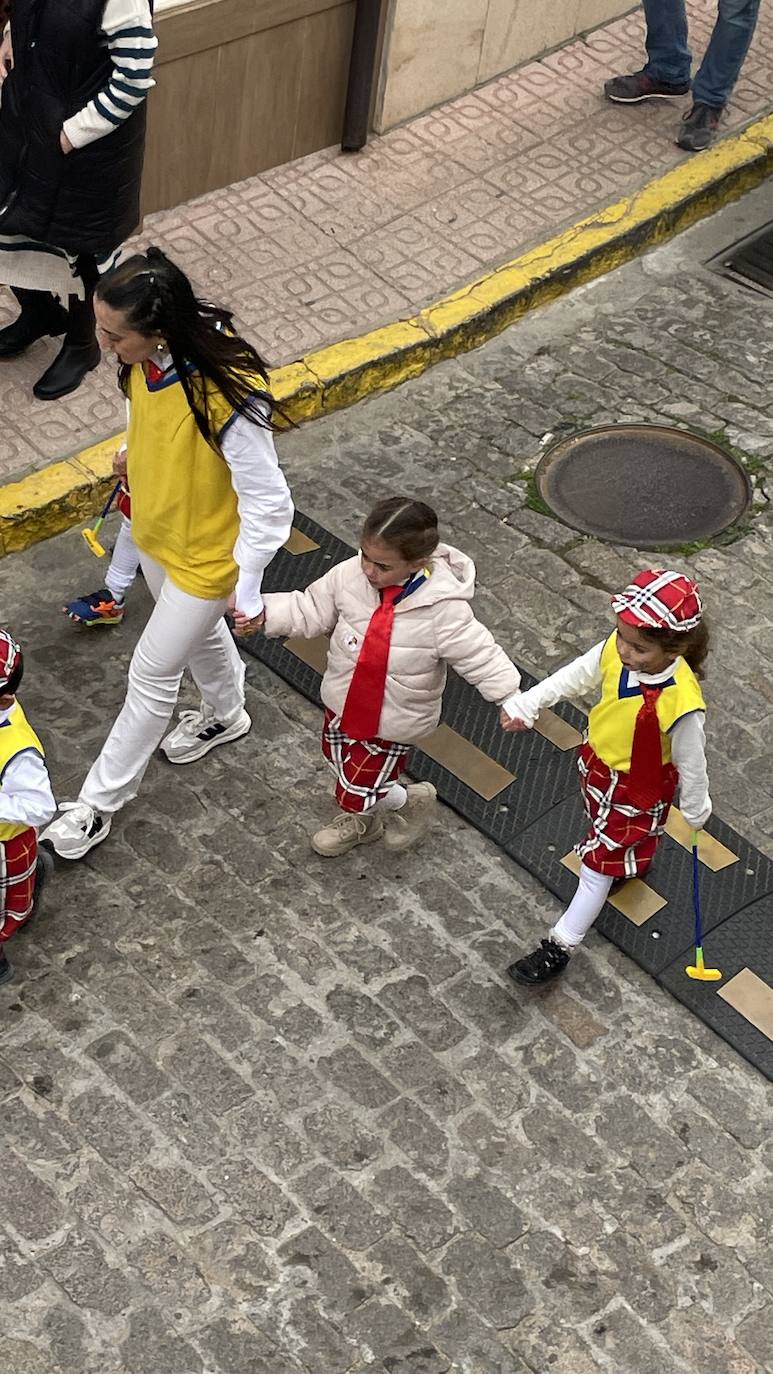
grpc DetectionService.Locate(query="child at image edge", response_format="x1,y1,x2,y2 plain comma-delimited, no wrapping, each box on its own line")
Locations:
260,497,521,856
0,631,56,986
501,569,711,985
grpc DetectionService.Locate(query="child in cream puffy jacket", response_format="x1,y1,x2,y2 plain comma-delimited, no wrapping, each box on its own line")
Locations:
261,496,520,857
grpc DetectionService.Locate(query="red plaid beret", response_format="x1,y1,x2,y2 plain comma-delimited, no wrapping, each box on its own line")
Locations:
611,569,702,632
0,629,22,691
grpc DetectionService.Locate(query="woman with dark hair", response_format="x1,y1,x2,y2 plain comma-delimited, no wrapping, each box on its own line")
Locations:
0,1,156,400
42,247,294,861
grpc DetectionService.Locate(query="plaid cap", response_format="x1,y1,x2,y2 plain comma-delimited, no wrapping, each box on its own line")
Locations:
611,569,702,632
0,629,22,691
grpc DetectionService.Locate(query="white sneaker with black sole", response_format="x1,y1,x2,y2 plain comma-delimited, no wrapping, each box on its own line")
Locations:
40,801,112,860
160,706,252,765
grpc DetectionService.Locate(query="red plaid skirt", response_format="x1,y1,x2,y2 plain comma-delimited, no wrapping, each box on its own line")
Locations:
0,827,38,943
576,743,677,878
321,709,409,814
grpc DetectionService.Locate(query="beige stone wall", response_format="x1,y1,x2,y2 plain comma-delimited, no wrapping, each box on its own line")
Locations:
374,0,632,131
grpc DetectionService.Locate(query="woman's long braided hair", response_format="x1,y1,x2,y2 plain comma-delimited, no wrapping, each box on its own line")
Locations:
95,247,286,448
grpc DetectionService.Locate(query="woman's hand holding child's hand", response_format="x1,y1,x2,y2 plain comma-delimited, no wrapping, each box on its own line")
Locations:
229,601,265,637
500,707,529,733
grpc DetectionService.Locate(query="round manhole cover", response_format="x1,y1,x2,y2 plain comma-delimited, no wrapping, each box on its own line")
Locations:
535,424,750,548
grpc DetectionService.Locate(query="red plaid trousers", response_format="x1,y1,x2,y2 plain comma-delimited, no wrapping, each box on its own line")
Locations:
321,709,409,814
576,743,677,878
0,827,38,943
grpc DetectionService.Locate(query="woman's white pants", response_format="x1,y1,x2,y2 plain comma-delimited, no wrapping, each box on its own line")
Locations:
80,553,245,814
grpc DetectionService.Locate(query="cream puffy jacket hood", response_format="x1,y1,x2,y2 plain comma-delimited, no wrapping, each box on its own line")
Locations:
263,543,521,744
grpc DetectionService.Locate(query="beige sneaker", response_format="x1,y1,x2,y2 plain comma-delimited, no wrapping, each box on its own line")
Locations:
383,782,437,853
311,810,384,857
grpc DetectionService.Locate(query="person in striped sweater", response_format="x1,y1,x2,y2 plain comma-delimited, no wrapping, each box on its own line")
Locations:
0,1,157,400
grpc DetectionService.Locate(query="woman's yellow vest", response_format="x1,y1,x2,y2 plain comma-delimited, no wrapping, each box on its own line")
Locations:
0,701,45,842
127,366,244,600
587,632,705,773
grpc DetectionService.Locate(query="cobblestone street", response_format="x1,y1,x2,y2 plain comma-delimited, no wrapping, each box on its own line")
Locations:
2,189,773,1372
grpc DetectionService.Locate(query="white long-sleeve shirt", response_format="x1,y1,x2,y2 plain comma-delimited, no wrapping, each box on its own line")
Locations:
123,376,294,618
503,641,712,829
62,0,157,152
0,705,57,831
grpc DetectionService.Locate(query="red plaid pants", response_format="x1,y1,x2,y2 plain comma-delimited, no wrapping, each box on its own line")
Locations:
576,743,677,878
321,709,409,813
0,827,38,943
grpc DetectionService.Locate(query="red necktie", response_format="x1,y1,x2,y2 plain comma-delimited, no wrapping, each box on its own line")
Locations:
145,359,165,383
628,684,664,808
340,585,402,740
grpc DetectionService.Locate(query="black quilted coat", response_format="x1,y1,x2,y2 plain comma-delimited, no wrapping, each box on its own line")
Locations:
0,0,149,254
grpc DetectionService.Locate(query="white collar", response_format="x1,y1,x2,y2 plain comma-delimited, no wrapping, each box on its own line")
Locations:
625,657,680,687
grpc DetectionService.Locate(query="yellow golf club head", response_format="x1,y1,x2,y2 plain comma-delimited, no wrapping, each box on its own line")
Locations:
82,526,106,558
685,950,722,981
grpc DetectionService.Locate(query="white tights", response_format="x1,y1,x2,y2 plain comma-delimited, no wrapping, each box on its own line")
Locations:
551,862,613,950
105,517,141,602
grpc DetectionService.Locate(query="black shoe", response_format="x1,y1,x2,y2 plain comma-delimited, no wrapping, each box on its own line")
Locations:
604,69,690,103
0,949,15,986
33,338,101,401
0,302,69,359
507,938,570,986
676,102,723,152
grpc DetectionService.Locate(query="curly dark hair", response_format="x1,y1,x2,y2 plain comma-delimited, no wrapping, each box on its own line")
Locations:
638,618,710,679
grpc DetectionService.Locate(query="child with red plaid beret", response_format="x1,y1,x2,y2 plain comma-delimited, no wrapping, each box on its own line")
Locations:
501,569,710,985
0,631,56,986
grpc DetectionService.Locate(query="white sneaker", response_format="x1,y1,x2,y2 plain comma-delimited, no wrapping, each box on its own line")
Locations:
383,782,437,853
40,801,111,861
160,706,251,765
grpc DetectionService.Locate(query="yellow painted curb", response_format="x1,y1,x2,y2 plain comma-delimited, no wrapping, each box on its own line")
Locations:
3,111,773,557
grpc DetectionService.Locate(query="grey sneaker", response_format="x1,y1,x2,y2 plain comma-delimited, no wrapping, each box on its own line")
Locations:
312,810,384,857
604,69,690,102
676,102,723,152
39,801,111,861
383,782,437,853
161,707,251,764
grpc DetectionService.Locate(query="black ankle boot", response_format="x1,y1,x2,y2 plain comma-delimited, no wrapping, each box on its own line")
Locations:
0,948,15,986
33,337,101,400
33,285,101,401
0,289,69,359
507,938,570,986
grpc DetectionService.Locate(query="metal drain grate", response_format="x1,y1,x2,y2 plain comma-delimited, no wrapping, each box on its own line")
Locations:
709,219,773,297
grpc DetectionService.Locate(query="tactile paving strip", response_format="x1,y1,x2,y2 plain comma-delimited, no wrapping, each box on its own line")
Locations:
241,510,773,1076
658,895,773,1081
505,796,773,976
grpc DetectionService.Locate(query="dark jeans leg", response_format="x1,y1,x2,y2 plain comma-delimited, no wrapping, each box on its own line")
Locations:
692,0,761,107
642,0,692,84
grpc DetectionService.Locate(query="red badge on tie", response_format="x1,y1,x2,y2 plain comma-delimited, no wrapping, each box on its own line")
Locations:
145,359,165,383
340,585,402,740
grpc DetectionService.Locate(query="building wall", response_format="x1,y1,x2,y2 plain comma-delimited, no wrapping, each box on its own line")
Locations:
374,0,632,132
143,0,356,215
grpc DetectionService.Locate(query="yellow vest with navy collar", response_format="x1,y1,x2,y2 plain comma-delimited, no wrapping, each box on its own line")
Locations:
587,632,705,773
127,366,246,600
0,701,45,842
